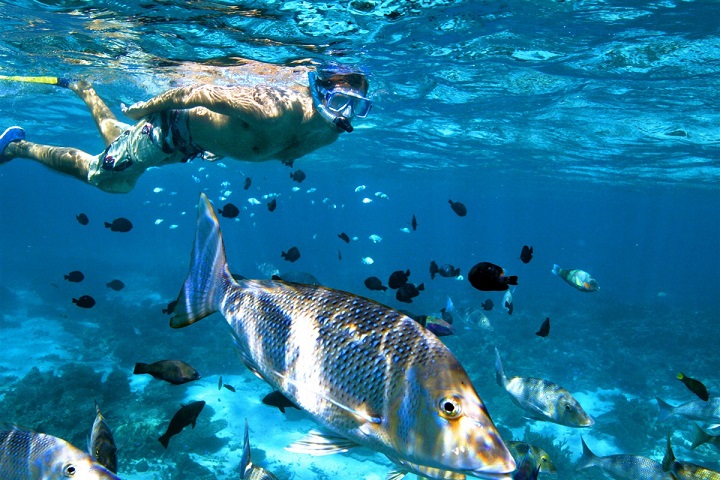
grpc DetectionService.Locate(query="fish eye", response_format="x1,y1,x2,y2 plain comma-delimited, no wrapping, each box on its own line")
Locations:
438,395,462,419
63,463,77,477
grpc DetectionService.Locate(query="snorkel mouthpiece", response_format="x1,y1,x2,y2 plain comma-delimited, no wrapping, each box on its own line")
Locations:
334,117,353,133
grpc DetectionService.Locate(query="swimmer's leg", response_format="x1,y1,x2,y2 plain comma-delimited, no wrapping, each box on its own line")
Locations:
4,138,95,183
67,80,129,146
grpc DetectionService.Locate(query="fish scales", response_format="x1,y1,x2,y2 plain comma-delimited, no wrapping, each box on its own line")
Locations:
224,279,452,444
172,194,515,479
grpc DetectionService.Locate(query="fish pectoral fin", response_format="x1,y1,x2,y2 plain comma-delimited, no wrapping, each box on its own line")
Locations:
285,429,359,456
392,459,467,480
386,469,409,480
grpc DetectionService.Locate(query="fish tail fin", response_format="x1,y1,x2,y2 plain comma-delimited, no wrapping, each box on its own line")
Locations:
657,397,675,422
158,433,170,449
690,423,710,450
576,437,598,471
551,264,561,276
170,193,235,329
506,276,518,285
494,347,507,388
133,363,149,374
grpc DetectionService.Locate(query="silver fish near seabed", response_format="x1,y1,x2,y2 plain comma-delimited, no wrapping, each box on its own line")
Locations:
241,419,278,480
494,348,594,427
88,401,118,473
657,397,720,423
171,194,515,480
0,424,120,479
576,437,672,479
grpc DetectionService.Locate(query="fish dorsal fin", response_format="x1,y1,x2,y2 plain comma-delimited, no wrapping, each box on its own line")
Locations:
270,368,382,425
285,429,359,456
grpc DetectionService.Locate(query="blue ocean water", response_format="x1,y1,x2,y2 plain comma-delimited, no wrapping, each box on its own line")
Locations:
0,0,718,479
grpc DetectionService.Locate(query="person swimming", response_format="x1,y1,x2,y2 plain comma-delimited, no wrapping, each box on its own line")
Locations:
0,63,372,193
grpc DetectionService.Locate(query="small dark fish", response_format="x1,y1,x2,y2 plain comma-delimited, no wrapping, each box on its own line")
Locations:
218,376,223,390
505,300,514,315
338,249,342,261
76,213,89,225
267,198,277,212
162,299,177,315
396,282,424,303
64,270,84,282
364,276,388,292
520,245,533,264
104,217,132,232
218,203,240,219
448,199,467,217
536,317,550,337
243,176,252,190
290,169,306,183
262,391,300,414
72,295,95,308
481,299,494,311
281,246,301,263
678,372,709,401
232,273,247,281
338,232,350,243
468,262,518,291
89,400,118,473
133,360,201,385
223,384,236,392
106,279,125,291
411,214,417,231
430,261,439,280
276,271,321,285
388,269,410,289
158,400,205,449
439,264,460,278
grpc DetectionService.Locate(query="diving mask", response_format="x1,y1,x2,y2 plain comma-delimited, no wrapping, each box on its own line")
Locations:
308,71,372,133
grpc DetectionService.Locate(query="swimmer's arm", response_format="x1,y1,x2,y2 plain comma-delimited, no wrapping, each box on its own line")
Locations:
122,85,283,121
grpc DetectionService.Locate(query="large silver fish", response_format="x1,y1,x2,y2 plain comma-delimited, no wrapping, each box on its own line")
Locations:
88,401,118,473
0,424,120,479
577,436,672,479
171,194,515,480
494,348,594,427
241,419,278,480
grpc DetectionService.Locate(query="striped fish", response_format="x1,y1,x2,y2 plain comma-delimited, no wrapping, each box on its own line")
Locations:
171,194,515,480
88,401,118,473
241,419,278,480
494,348,594,427
0,424,120,479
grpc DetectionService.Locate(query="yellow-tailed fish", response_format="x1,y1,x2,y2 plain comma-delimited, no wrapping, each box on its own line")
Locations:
170,193,515,480
0,424,119,479
506,441,556,474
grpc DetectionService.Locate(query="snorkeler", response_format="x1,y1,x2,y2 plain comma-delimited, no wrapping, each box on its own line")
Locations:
0,64,371,193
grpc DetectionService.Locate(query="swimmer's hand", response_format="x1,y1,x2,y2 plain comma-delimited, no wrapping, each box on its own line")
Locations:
121,102,147,120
